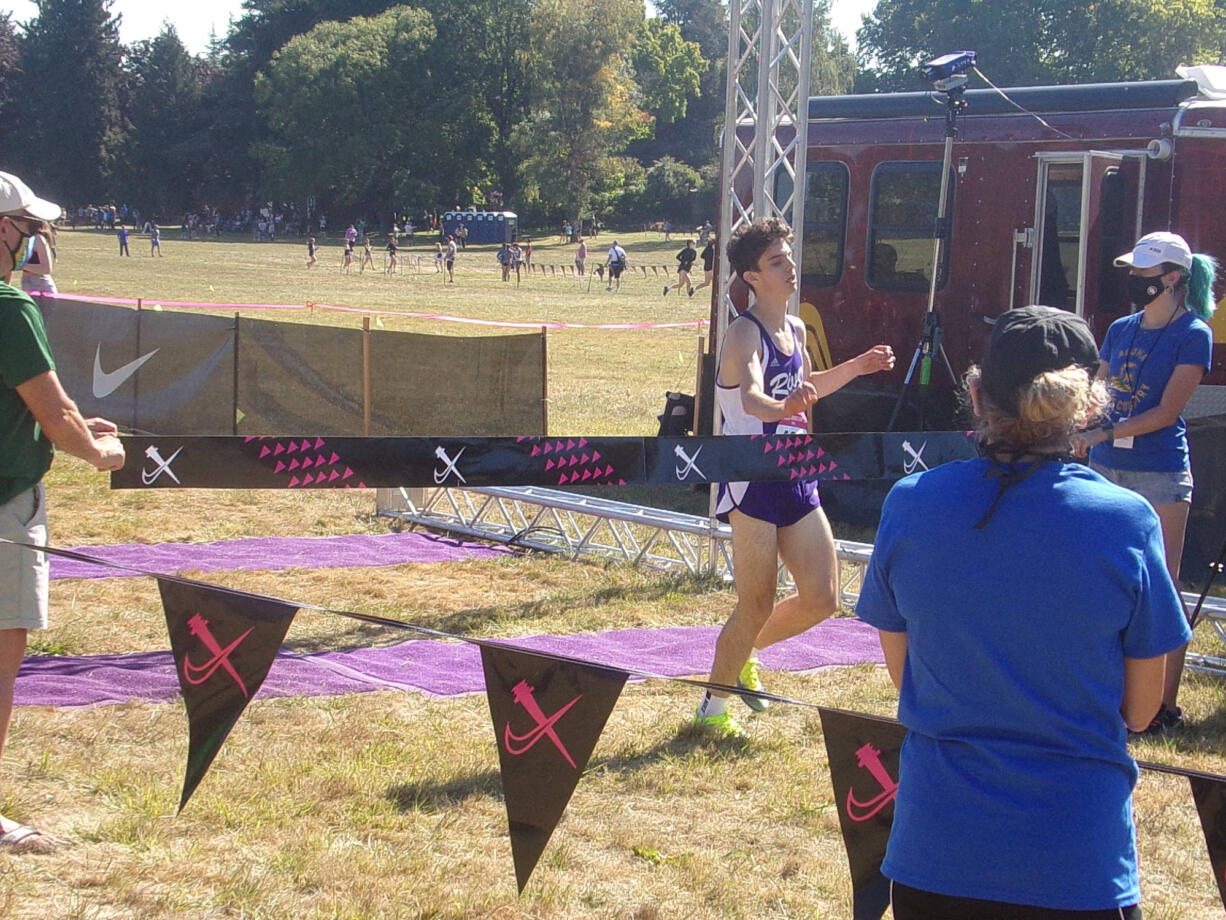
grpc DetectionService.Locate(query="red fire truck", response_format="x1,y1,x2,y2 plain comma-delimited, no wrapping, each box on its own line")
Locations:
760,71,1226,432
711,70,1226,574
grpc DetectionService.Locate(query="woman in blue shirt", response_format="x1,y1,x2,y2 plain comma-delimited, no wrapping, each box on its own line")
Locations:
1072,232,1217,733
859,306,1190,918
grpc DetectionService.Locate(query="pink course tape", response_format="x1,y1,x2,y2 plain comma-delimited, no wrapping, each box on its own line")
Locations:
34,291,710,331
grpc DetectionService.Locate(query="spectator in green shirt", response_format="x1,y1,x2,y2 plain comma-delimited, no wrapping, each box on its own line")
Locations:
0,172,125,853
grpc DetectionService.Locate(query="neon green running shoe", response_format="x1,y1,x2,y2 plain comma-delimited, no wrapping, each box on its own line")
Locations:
692,708,748,740
736,657,770,712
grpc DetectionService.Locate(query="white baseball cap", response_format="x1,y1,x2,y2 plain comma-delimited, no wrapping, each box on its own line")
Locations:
1114,231,1193,270
0,172,62,222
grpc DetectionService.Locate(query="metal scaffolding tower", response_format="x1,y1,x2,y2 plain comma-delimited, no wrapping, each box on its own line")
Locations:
714,0,814,339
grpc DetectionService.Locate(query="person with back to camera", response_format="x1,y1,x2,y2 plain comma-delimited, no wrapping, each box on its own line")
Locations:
0,172,126,852
663,238,697,297
858,305,1189,919
1071,232,1217,735
444,234,457,283
693,216,894,738
574,236,587,277
384,233,398,274
690,237,715,298
19,225,56,295
605,239,627,292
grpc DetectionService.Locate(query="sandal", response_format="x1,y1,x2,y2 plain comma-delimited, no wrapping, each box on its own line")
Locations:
0,823,63,854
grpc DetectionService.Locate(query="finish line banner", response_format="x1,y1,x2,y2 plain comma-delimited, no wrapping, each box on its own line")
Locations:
111,432,978,490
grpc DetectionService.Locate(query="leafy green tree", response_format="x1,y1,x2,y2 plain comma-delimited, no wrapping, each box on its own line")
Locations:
120,26,209,216
811,0,856,96
638,155,702,223
647,0,728,166
228,0,400,71
514,0,651,223
217,0,402,213
253,7,437,212
856,0,1226,90
0,14,21,157
632,18,707,124
18,0,124,203
655,0,728,58
589,156,647,224
418,0,536,208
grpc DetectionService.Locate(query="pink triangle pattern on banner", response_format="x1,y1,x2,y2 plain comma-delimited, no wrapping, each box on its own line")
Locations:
751,433,850,481
516,435,626,486
244,436,368,489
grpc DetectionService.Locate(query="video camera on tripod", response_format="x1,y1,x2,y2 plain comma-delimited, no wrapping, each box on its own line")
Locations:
886,50,979,431
920,50,977,93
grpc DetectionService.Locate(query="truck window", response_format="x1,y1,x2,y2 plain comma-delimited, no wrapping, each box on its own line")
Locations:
868,162,951,291
1037,165,1081,310
773,162,849,286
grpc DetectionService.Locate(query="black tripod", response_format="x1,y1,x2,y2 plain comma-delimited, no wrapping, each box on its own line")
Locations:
1188,531,1226,631
886,79,967,431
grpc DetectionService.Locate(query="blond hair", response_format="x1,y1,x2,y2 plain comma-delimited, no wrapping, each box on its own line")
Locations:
967,364,1108,453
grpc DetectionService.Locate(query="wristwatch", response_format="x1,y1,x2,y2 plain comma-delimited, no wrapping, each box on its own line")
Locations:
1101,422,1114,442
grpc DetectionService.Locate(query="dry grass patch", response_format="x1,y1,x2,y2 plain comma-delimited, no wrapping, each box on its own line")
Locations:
4,669,1225,919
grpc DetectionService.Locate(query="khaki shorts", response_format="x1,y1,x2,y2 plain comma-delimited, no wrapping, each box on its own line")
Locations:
0,484,48,630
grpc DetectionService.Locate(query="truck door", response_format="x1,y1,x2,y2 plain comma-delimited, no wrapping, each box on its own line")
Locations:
1028,152,1143,333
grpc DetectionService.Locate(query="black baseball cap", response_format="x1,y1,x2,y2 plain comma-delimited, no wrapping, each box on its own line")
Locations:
979,306,1100,415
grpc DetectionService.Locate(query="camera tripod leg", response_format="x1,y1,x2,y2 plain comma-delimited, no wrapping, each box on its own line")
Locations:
887,345,924,431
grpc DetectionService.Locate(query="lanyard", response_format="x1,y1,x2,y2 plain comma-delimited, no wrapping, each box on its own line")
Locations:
1118,305,1181,415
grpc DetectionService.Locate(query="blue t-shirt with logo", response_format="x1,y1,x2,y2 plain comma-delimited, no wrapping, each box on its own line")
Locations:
1090,310,1212,472
856,459,1189,910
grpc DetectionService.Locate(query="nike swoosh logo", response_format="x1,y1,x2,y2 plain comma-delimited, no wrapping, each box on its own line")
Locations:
93,345,160,398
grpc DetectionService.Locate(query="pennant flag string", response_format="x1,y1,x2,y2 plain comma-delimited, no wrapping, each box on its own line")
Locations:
3,539,813,710
12,538,1226,784
13,538,1226,901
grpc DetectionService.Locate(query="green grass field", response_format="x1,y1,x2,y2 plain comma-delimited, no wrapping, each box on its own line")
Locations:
6,232,1226,919
52,227,711,438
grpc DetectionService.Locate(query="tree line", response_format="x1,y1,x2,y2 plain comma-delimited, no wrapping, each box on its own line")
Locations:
0,0,1218,230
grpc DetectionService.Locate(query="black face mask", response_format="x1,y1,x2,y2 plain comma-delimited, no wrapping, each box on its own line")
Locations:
1125,272,1167,308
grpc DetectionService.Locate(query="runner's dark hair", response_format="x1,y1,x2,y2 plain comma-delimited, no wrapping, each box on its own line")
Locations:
726,216,791,290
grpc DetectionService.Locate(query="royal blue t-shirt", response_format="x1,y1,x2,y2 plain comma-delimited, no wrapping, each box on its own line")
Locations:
856,459,1190,910
1089,310,1212,472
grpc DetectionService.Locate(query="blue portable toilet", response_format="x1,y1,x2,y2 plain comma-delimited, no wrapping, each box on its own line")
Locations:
442,210,517,244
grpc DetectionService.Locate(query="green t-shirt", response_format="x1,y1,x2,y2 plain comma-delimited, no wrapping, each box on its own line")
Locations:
0,281,55,504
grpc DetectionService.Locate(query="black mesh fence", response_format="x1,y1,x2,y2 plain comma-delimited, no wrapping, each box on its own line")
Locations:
40,300,545,437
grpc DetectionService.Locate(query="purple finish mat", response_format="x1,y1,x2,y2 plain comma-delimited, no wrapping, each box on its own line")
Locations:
50,531,517,580
15,619,883,708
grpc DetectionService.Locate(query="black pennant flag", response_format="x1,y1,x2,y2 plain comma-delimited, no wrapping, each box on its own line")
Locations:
1189,774,1226,911
819,707,907,920
480,644,628,892
158,578,298,811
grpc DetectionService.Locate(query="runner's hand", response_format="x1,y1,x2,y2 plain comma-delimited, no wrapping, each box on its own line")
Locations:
858,345,896,374
782,380,819,416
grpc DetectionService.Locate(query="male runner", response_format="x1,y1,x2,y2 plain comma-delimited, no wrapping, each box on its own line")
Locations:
694,217,894,737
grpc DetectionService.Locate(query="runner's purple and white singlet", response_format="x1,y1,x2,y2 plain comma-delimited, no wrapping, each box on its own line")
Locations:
715,312,820,525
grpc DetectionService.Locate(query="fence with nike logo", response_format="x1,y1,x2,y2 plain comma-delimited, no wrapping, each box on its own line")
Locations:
36,297,547,437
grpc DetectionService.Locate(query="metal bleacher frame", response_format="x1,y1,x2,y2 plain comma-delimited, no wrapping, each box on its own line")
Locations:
375,485,1226,676
375,486,872,610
